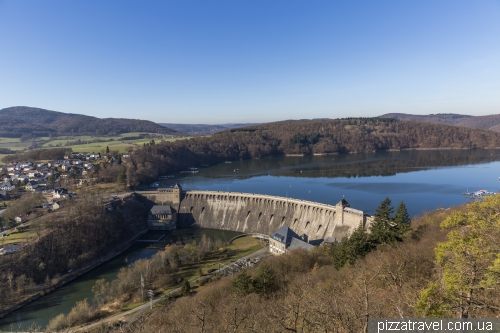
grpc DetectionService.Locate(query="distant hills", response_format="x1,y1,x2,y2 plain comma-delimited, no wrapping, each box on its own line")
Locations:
0,106,177,138
125,117,500,185
159,123,262,135
379,113,500,132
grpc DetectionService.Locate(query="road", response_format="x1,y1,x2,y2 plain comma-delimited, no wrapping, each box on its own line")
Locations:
70,246,270,332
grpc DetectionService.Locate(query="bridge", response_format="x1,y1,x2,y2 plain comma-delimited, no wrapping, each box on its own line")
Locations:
227,233,269,244
135,187,373,241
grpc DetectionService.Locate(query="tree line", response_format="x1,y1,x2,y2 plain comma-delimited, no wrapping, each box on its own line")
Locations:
123,118,500,186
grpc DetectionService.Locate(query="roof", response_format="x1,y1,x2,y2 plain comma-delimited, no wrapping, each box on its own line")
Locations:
150,205,173,215
287,238,314,251
270,226,300,245
173,183,181,189
336,198,350,207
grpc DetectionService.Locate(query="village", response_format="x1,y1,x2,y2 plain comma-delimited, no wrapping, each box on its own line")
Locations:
0,150,129,255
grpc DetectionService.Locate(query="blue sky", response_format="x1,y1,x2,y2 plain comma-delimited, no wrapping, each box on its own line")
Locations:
1,1,499,124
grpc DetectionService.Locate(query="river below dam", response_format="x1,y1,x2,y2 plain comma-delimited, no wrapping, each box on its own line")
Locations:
0,228,240,331
2,149,500,331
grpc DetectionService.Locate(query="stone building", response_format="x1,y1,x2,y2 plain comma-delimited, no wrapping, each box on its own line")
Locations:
147,205,177,230
269,225,313,255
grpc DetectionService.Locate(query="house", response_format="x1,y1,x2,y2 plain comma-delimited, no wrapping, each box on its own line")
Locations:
147,205,177,230
51,188,68,198
25,181,39,191
61,164,71,171
269,226,313,255
28,171,38,178
15,215,29,223
0,182,15,191
0,242,25,255
72,159,83,165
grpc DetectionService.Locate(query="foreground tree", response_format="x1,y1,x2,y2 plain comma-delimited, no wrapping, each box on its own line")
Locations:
417,195,500,318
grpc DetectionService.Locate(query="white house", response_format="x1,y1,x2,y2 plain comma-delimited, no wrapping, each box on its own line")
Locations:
15,215,29,223
28,171,38,178
0,182,15,191
25,181,39,191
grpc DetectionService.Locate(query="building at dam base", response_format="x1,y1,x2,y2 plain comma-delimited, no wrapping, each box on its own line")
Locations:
136,185,373,241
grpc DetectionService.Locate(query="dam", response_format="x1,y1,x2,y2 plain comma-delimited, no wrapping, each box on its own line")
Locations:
135,184,373,241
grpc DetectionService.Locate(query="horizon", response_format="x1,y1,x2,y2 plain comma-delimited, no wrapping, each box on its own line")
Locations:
1,1,499,123
0,105,487,126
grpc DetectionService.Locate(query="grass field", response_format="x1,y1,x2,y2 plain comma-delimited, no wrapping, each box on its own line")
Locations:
1,228,37,245
0,134,190,159
175,236,264,284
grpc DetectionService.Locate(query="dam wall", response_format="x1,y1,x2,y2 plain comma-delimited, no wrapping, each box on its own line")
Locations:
177,191,372,240
135,187,373,240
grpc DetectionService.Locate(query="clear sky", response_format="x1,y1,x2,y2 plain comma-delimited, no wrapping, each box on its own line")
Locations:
1,1,499,124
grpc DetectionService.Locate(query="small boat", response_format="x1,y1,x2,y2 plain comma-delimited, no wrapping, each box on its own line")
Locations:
463,189,497,198
225,161,232,164
234,169,239,172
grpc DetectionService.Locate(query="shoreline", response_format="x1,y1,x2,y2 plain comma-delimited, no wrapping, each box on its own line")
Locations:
281,147,500,157
0,228,149,320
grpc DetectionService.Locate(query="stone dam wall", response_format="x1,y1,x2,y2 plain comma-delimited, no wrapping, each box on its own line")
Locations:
135,189,373,240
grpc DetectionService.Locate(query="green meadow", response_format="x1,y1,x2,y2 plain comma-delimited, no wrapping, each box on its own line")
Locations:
0,133,189,159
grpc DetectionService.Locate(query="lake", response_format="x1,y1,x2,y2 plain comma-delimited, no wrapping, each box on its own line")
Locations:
1,149,500,330
166,149,500,217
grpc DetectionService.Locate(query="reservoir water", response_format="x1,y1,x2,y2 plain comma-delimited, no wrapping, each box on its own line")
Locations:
2,149,500,330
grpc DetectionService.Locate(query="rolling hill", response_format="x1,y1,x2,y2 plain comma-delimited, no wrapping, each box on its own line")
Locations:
159,123,262,135
0,106,177,138
379,113,500,132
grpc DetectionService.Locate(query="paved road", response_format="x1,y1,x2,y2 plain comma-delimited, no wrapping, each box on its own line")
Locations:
70,246,270,332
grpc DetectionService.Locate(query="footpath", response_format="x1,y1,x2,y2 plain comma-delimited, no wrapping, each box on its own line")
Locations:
69,246,270,333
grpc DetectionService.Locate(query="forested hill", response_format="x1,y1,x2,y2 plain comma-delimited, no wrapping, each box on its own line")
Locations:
125,118,500,185
159,122,262,135
0,106,177,137
380,112,500,132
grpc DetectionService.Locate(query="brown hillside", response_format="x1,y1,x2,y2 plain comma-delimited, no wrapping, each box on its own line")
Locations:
380,112,500,132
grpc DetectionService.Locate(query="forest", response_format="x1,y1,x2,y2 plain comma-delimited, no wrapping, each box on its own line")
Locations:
0,106,177,137
123,118,500,186
0,194,148,316
80,195,500,333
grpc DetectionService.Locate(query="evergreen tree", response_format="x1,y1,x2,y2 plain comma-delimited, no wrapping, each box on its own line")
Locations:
106,145,110,154
369,197,399,245
252,264,277,296
393,200,411,235
180,279,191,296
331,225,374,269
231,269,253,296
344,224,373,263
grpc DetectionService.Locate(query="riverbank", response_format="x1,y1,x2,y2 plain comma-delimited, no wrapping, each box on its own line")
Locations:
70,244,271,332
0,228,149,320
